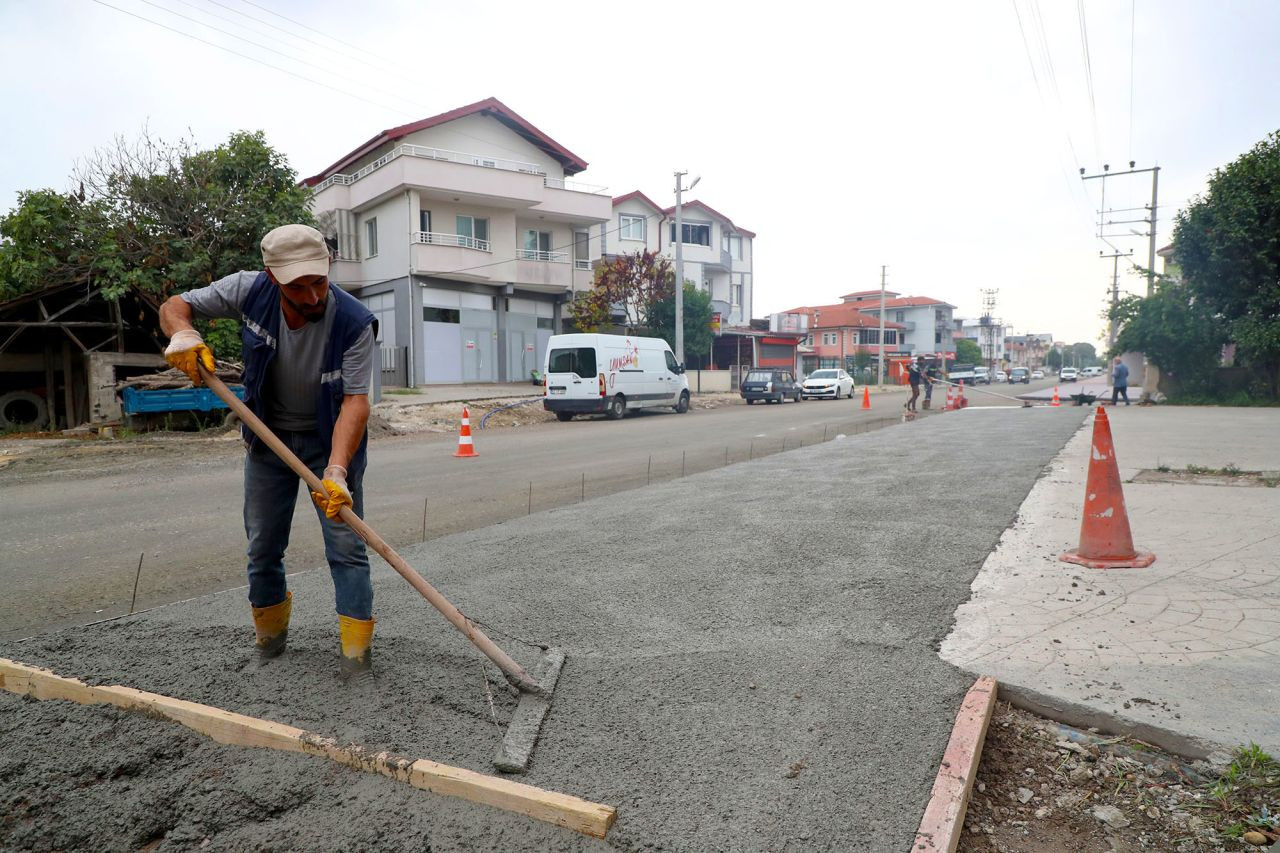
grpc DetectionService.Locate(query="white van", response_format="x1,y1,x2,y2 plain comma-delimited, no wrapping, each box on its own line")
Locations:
543,333,690,421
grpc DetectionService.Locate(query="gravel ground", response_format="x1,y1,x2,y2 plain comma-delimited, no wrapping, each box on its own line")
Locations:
1,407,1085,851
961,703,1280,852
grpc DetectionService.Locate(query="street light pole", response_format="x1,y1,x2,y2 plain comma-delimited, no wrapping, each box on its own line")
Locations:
673,171,700,365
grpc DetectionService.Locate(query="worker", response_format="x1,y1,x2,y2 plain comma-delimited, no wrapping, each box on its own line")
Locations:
158,224,378,681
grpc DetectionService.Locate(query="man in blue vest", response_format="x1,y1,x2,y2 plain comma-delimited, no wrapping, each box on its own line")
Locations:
158,224,379,681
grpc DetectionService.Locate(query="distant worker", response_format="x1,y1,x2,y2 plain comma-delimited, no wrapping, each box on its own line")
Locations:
1111,356,1130,406
905,358,923,413
920,356,936,410
158,224,379,681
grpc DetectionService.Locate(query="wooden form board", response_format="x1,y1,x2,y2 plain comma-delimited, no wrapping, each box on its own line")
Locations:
0,658,616,839
912,676,998,852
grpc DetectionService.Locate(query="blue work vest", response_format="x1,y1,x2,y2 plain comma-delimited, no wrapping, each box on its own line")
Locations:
238,272,377,478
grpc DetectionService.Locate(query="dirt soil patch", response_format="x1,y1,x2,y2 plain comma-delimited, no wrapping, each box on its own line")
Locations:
1132,467,1280,488
961,703,1280,852
374,392,742,435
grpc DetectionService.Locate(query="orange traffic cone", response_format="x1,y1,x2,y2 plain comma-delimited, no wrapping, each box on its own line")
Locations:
1060,407,1155,569
453,406,478,458
956,384,967,408
1051,386,1061,407
861,386,871,410
944,384,955,411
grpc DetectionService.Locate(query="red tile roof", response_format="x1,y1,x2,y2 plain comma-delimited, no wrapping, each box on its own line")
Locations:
660,199,756,238
875,296,955,309
840,289,899,300
781,305,905,329
302,97,589,186
612,190,664,212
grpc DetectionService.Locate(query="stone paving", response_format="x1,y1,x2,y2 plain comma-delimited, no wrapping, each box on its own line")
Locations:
942,407,1280,756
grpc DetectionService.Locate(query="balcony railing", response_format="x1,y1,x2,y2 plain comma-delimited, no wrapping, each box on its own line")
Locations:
573,258,592,270
519,249,569,263
543,177,609,195
312,144,545,193
411,231,491,252
311,145,611,198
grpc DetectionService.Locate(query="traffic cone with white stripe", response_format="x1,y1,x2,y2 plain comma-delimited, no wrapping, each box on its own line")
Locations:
453,406,478,458
1051,386,1061,408
944,384,955,411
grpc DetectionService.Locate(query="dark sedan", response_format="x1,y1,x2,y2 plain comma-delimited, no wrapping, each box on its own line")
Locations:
740,369,802,404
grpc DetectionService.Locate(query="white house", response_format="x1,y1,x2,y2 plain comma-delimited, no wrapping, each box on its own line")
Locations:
607,191,755,328
837,290,957,358
305,97,612,385
953,317,1007,364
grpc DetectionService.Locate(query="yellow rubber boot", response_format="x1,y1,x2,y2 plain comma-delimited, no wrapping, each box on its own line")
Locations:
252,592,292,659
338,614,375,681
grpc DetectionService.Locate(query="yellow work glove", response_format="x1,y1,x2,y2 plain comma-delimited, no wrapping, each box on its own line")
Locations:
310,465,353,521
164,329,216,386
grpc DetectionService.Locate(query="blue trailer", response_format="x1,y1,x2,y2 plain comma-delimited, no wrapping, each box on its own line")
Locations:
120,385,246,428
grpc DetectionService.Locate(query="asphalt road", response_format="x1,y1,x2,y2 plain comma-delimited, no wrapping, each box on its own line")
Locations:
3,399,1087,851
0,376,1063,640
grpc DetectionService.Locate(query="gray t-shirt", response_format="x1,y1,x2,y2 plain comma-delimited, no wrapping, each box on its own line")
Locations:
181,271,375,431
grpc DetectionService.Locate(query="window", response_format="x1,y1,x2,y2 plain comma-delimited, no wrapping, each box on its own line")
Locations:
886,330,898,345
419,210,431,233
523,230,553,260
804,334,813,346
729,235,743,260
456,215,489,249
746,371,774,383
731,283,743,306
669,221,711,246
894,310,905,323
619,214,646,241
536,317,554,330
862,329,880,345
548,347,596,377
822,332,837,346
365,217,378,258
664,351,680,371
935,331,943,344
423,307,460,323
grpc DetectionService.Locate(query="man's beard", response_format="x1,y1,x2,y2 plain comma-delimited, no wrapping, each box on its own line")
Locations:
284,293,328,323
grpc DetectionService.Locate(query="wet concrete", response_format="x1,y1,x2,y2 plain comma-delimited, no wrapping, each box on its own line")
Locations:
1,407,1085,851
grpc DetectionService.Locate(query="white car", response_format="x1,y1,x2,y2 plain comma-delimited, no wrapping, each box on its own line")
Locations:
1060,367,1079,382
1081,366,1104,378
1031,370,1045,379
801,368,854,400
994,370,1008,382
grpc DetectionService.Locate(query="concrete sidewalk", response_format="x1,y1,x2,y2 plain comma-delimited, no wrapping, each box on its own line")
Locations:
942,407,1280,757
2,406,1083,850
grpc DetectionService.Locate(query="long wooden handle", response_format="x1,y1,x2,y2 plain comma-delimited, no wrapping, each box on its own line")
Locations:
198,365,543,695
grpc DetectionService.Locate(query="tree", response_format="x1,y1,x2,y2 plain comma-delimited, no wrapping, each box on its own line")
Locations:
651,281,713,367
1046,347,1063,370
1173,130,1280,397
1108,281,1223,393
1071,342,1098,367
955,338,982,364
0,129,314,356
569,250,674,334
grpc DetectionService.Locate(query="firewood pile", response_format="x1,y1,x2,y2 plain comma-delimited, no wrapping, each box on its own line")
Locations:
115,360,244,390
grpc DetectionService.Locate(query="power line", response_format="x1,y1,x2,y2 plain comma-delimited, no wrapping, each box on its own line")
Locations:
1076,0,1101,161
88,0,415,118
232,0,397,70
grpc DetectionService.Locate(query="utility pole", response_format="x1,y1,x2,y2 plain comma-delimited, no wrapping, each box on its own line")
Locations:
1100,249,1133,350
877,265,887,388
672,170,700,365
1081,162,1160,296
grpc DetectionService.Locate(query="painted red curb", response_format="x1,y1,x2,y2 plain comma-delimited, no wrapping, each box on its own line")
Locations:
912,676,998,852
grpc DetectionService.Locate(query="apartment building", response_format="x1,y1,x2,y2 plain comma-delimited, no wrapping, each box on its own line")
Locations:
304,97,612,385
837,290,957,358
953,317,1007,365
607,192,755,327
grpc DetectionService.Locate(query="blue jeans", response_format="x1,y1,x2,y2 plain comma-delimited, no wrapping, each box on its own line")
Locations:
243,430,372,620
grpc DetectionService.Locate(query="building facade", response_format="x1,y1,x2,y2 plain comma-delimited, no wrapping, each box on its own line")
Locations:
607,192,755,328
305,97,612,385
837,291,957,359
772,305,907,378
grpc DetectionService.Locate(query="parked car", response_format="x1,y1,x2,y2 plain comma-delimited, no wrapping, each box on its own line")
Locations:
973,367,992,385
741,369,802,404
1081,365,1104,378
993,370,1008,383
1059,367,1080,382
801,369,854,400
543,333,689,421
1009,367,1030,384
1031,369,1045,380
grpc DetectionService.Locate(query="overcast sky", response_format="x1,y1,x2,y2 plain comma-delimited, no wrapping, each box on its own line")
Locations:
3,0,1278,347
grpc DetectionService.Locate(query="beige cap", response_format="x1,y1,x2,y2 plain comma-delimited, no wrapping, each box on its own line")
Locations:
261,224,330,283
